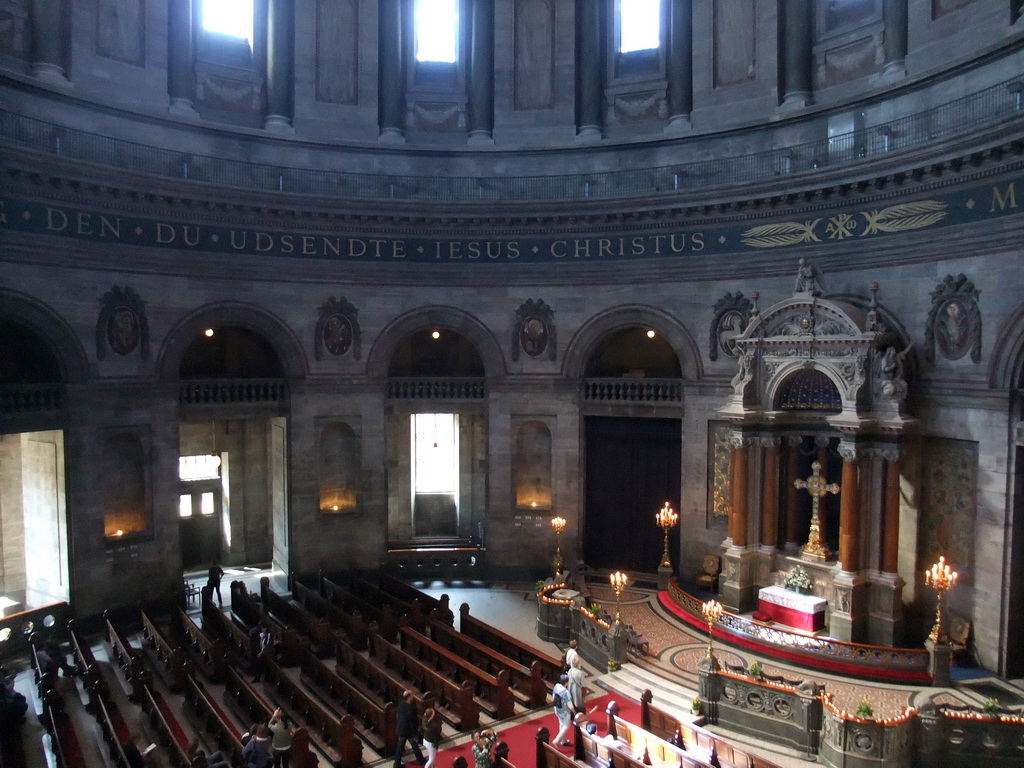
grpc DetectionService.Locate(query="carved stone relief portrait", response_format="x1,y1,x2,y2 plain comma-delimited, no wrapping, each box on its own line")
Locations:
96,285,149,360
709,292,753,361
315,296,361,360
925,274,981,364
512,298,556,361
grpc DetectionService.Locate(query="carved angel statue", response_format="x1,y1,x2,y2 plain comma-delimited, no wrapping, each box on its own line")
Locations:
794,258,825,296
878,344,910,402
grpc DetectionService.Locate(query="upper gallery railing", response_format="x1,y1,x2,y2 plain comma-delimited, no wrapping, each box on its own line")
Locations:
386,378,487,400
582,378,683,402
179,378,288,405
0,384,62,415
2,74,1022,204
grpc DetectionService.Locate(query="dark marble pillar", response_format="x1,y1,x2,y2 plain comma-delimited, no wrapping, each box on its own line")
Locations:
665,0,693,132
378,0,405,142
264,0,295,131
779,0,812,110
881,0,908,80
168,0,198,115
575,0,604,141
468,0,494,144
30,0,69,85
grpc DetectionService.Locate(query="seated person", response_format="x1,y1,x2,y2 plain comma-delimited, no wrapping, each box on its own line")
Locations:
37,640,78,678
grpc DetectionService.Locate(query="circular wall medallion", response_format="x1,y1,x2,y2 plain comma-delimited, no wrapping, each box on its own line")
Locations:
519,316,548,357
936,298,971,360
108,306,140,355
323,313,353,356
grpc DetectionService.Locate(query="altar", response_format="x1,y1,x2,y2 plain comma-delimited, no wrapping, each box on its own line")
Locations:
758,585,827,632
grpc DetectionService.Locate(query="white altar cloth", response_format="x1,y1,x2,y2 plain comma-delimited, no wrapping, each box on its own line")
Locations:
758,585,826,631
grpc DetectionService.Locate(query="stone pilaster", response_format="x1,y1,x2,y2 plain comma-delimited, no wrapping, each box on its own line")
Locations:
779,0,812,110
467,0,495,144
664,0,693,132
828,568,868,642
575,0,603,141
264,0,295,132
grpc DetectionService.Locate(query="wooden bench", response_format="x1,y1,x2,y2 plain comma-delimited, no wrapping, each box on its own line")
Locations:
103,609,151,702
140,608,194,693
299,643,396,757
321,574,401,643
378,572,455,625
221,666,320,768
67,620,110,715
139,683,205,768
230,583,309,667
175,607,230,683
181,674,246,766
261,653,363,768
367,630,479,730
458,604,562,687
291,576,369,651
28,634,61,706
426,617,546,708
199,593,254,664
348,575,426,632
399,626,515,719
44,706,87,768
93,679,136,767
262,577,338,657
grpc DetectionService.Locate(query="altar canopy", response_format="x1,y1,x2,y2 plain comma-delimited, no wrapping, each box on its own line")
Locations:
714,261,915,645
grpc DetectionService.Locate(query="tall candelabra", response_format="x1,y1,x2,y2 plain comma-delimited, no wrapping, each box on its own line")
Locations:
656,502,679,569
702,599,724,669
550,516,566,576
925,555,958,644
610,571,628,624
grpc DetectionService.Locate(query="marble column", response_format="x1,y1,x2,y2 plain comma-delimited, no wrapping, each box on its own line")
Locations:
467,0,495,144
784,436,802,551
779,0,812,110
264,0,295,132
378,0,406,142
30,0,69,85
760,438,781,549
575,0,603,141
722,431,757,612
881,0,908,80
882,451,901,574
168,0,199,116
665,0,693,132
837,442,860,573
872,445,905,646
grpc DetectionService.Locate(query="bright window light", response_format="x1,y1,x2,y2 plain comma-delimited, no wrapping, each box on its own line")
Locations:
415,0,459,63
179,494,193,518
619,0,661,53
202,0,254,45
179,454,221,482
413,413,458,494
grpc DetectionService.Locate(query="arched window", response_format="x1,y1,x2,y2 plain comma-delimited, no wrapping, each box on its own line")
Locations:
202,0,254,46
618,0,661,53
415,0,459,63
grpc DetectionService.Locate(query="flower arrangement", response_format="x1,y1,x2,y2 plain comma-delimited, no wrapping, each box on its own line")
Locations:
588,602,603,618
747,661,764,678
535,580,547,595
982,698,1000,715
691,697,702,714
784,565,813,593
855,697,874,719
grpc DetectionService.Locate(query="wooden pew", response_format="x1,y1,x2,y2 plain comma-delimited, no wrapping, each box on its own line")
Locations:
140,608,194,693
261,577,337,656
458,604,562,687
348,575,426,632
199,591,254,664
230,582,308,666
426,617,546,708
299,643,397,757
261,653,363,768
93,679,136,768
103,609,151,702
28,634,61,706
139,683,207,768
378,572,455,625
67,619,110,715
398,626,515,719
44,706,88,768
367,629,479,730
320,575,401,643
291,576,369,651
174,606,230,683
221,666,320,768
181,674,246,766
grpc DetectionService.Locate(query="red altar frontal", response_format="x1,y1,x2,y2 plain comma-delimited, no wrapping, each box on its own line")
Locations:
758,586,827,632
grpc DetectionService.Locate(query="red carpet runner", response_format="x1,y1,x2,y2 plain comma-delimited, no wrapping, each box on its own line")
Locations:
427,693,643,767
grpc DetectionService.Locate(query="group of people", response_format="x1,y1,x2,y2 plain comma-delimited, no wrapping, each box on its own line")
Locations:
393,689,444,768
551,640,590,748
183,708,293,768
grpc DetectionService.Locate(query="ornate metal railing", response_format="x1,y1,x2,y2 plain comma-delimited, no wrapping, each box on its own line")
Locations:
386,377,486,400
178,378,287,405
667,580,930,680
2,74,1022,203
582,378,683,403
0,384,62,415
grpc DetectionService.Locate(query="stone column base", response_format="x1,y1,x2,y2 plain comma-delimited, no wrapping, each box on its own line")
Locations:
926,638,952,687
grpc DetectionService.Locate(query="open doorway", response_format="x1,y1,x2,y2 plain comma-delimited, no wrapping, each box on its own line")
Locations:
0,430,70,615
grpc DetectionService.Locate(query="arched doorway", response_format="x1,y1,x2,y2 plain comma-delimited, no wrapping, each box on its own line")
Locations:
0,318,71,613
175,322,291,578
582,327,683,573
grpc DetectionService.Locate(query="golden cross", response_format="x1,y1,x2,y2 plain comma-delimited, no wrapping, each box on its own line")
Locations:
794,461,840,559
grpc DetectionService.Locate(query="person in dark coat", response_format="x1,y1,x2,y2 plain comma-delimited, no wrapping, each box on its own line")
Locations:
392,690,426,768
207,562,226,606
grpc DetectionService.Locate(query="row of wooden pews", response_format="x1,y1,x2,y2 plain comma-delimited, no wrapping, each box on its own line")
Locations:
29,633,88,768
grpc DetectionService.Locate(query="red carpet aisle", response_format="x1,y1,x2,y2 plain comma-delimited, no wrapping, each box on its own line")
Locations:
428,693,642,767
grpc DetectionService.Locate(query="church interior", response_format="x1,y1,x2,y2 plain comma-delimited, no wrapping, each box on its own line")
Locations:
2,1,1024,766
